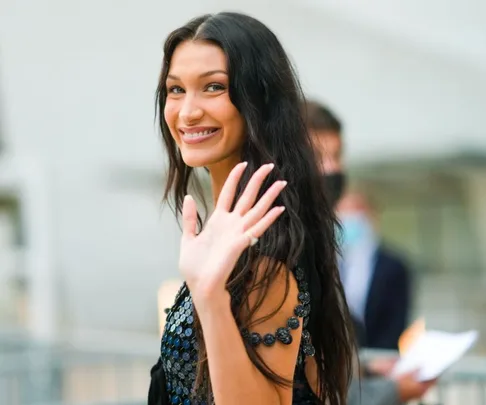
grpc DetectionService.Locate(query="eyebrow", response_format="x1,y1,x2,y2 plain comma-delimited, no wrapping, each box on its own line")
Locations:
167,70,228,80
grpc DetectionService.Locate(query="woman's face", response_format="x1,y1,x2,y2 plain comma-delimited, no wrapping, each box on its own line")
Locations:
164,40,245,169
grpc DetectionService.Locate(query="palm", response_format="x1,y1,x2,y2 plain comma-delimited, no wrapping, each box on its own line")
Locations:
179,210,245,288
179,162,286,296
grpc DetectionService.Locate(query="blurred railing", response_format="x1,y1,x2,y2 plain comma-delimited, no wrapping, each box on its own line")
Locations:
361,349,486,405
0,329,156,405
1,330,485,405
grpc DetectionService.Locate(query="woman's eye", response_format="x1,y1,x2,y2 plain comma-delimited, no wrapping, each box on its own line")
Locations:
168,85,184,94
206,83,225,92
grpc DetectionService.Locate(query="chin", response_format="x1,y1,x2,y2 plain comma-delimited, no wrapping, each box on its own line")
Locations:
180,152,217,169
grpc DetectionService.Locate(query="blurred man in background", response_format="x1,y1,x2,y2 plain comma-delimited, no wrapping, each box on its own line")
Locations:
304,100,347,207
303,100,434,404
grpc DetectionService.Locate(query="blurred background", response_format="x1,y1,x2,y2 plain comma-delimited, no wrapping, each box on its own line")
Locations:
0,0,485,404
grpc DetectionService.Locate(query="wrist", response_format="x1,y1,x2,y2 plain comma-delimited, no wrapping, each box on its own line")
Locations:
190,285,231,314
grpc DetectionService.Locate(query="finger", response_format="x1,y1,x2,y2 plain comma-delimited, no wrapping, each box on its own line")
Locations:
422,379,437,389
182,195,198,239
216,162,248,211
243,180,287,229
233,163,274,215
246,206,285,239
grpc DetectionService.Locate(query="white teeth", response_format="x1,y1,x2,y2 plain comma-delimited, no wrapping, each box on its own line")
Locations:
183,129,216,138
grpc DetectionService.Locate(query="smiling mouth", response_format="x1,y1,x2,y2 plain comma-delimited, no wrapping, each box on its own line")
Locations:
180,128,219,139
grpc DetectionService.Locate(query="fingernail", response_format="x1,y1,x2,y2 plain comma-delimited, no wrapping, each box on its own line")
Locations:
241,161,248,167
279,206,286,212
267,163,275,170
280,180,288,187
184,194,193,201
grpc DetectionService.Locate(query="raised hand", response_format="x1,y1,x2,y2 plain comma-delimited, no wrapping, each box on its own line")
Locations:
179,162,287,301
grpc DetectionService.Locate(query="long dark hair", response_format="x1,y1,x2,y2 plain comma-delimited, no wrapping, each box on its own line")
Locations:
156,12,354,404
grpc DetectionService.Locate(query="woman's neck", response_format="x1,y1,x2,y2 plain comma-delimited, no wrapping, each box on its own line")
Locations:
207,157,241,205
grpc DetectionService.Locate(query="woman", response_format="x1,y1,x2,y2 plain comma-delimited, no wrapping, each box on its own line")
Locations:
149,12,354,405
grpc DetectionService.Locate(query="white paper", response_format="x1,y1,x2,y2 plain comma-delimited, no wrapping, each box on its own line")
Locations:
392,330,479,381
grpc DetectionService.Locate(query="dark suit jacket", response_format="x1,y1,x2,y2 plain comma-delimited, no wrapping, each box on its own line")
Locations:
363,246,412,350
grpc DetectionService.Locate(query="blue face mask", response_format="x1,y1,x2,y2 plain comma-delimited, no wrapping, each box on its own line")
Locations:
339,213,374,248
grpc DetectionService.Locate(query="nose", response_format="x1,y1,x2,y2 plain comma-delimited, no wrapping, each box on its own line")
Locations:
179,94,204,124
322,155,342,173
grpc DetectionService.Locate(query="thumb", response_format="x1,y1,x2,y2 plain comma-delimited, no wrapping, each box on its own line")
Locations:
182,195,198,239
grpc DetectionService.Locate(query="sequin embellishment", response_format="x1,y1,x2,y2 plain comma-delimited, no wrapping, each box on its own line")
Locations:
159,266,316,405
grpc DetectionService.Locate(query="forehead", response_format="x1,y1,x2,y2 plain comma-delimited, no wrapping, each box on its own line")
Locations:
168,40,227,75
312,131,342,155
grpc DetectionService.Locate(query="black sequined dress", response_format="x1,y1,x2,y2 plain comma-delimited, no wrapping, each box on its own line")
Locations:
148,266,318,405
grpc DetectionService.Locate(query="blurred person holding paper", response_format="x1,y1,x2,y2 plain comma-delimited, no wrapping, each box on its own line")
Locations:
303,100,435,404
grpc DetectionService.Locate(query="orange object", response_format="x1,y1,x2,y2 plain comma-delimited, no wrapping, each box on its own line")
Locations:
398,318,426,356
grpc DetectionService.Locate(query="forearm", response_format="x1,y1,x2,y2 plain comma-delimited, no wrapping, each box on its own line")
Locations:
194,290,281,405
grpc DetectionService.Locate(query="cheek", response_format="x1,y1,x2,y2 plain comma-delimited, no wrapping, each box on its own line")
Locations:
164,101,178,129
215,100,245,141
163,102,181,146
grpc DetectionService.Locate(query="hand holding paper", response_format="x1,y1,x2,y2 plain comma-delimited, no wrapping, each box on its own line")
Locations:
392,319,478,381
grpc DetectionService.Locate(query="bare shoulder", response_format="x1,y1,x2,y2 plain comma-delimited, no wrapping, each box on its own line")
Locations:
243,256,301,332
